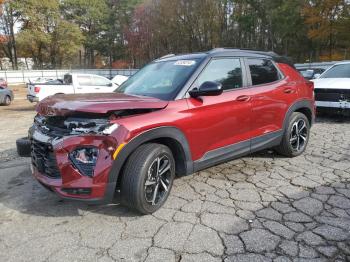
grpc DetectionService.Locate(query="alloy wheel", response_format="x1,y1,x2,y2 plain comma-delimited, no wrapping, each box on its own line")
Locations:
289,119,308,152
144,154,172,205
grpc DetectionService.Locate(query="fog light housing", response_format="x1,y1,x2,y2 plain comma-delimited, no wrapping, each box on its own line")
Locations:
62,188,92,195
70,147,98,177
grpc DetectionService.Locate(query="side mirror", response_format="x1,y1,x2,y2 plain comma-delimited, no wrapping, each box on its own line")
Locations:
107,82,113,87
189,81,223,98
313,74,321,79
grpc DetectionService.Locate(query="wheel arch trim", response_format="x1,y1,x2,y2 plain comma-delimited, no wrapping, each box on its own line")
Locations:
107,126,193,186
283,99,314,132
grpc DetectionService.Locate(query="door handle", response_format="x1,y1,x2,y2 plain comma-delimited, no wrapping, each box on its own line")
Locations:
236,95,251,102
284,88,295,94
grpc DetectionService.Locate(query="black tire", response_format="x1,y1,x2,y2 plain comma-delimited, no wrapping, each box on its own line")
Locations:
121,143,175,214
275,112,310,157
5,96,11,106
16,137,32,157
1,95,11,106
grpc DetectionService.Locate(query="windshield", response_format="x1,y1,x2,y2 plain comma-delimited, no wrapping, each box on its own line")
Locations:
116,59,201,100
320,64,350,78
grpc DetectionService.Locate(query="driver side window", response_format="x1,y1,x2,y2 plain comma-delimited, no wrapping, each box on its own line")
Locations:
195,58,243,91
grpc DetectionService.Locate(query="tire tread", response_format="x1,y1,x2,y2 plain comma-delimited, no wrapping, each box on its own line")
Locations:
121,143,171,214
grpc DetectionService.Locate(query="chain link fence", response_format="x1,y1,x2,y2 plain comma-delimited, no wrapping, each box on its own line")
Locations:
2,61,349,84
0,69,138,84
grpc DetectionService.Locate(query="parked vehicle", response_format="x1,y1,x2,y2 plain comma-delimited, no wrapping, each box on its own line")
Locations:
0,77,8,88
0,86,14,106
27,73,118,102
298,68,325,80
28,77,58,84
28,48,315,214
111,75,129,87
312,61,350,114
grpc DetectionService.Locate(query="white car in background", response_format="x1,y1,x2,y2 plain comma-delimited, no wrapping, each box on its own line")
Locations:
27,73,118,102
312,61,350,114
111,74,129,87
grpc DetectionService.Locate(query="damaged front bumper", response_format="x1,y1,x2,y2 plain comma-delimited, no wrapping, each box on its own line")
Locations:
29,124,121,203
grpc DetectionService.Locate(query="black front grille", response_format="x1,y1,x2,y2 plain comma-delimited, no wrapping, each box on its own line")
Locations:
315,89,350,102
31,139,61,179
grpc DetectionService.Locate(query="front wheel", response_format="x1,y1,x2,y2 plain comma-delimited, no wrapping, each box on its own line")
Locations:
275,112,310,157
4,96,11,106
121,143,175,214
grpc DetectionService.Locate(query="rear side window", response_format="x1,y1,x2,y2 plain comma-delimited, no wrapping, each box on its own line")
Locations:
248,59,280,85
64,74,73,84
195,58,243,91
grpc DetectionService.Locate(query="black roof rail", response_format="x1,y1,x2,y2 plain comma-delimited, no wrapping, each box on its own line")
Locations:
209,48,295,68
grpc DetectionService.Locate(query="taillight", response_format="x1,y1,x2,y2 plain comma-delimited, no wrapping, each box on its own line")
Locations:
34,86,41,93
306,81,314,90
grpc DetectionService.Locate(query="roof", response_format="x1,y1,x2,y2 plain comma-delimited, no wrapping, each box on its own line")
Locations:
156,48,295,68
333,61,350,65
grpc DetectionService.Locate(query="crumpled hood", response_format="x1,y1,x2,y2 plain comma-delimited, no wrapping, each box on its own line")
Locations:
36,93,169,116
311,78,350,90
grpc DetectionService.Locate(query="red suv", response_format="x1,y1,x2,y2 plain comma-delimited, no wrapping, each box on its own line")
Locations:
29,49,315,214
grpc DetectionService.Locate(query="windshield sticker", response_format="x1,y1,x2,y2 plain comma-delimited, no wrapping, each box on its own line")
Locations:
174,60,196,66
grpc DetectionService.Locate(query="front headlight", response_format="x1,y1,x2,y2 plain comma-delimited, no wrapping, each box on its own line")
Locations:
102,123,119,135
70,147,99,177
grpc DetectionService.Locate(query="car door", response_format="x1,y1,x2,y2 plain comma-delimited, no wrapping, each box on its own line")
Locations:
246,58,299,150
186,57,252,166
90,75,114,93
75,75,96,94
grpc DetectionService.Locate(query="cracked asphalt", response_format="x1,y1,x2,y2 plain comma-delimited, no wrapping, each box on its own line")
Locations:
0,94,350,261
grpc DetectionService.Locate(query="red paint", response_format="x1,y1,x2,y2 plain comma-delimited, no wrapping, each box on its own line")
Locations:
36,93,168,116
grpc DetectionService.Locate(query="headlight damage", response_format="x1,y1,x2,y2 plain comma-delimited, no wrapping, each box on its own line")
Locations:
70,147,99,177
34,115,119,136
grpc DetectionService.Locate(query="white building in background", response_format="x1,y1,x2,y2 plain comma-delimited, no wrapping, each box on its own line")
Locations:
0,58,34,70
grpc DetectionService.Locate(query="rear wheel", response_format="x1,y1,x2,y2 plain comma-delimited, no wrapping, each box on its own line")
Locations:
276,112,310,157
121,143,175,214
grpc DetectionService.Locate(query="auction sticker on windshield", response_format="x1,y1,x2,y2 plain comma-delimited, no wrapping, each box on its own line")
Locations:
174,60,196,66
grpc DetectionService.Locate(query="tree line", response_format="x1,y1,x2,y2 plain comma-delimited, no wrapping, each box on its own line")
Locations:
0,0,349,70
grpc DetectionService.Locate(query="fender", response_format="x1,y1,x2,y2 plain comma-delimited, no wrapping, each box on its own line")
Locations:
107,126,193,191
282,99,314,131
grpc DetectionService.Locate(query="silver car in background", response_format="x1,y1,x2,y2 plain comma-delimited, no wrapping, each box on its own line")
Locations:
0,86,14,106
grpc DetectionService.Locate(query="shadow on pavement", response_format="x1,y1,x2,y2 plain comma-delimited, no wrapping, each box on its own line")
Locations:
0,161,138,219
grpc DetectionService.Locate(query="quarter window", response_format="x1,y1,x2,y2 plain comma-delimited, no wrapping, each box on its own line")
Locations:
248,59,280,85
195,58,243,91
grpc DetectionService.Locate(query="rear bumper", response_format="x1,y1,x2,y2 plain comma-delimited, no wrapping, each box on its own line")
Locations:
27,95,39,103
